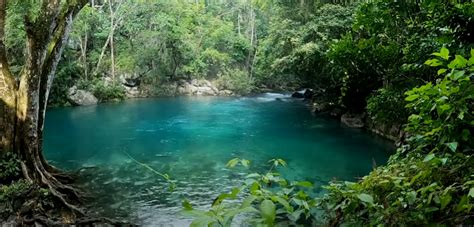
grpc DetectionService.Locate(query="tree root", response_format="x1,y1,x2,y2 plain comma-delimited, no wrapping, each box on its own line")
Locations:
22,215,131,226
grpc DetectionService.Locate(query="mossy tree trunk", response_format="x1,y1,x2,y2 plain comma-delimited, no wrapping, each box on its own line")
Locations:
0,0,87,213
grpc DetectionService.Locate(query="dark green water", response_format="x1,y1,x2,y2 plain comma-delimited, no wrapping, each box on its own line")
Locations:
43,93,393,225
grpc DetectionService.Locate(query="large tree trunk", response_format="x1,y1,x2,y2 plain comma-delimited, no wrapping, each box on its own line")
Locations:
0,0,88,215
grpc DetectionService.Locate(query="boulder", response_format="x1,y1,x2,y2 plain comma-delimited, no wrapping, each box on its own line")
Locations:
67,86,98,106
291,91,304,98
303,89,314,99
196,86,216,96
176,79,221,96
312,102,329,113
219,90,234,96
341,112,365,128
292,88,313,99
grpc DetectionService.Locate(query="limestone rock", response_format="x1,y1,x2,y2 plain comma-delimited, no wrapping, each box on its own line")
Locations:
67,86,98,106
219,90,234,96
341,112,365,128
176,79,221,96
125,86,140,98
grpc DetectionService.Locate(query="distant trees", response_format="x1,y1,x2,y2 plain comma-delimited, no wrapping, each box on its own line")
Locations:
47,0,264,105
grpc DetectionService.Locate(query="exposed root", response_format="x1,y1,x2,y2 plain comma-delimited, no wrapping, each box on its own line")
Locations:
22,215,131,226
47,182,85,215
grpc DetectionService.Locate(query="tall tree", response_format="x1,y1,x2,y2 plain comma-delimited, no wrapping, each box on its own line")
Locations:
0,0,88,213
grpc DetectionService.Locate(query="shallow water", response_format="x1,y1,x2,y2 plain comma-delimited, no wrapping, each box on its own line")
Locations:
43,93,393,225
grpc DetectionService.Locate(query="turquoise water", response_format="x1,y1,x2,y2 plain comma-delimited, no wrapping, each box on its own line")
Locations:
43,93,393,225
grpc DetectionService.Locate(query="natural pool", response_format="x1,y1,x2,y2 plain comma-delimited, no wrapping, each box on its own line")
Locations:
43,93,393,225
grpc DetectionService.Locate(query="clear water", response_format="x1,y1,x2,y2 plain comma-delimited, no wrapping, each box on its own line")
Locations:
43,93,393,225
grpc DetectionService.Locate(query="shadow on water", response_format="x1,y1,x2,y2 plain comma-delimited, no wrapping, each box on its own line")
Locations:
43,94,394,225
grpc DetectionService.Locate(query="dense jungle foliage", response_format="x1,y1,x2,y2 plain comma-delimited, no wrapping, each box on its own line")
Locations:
1,0,473,225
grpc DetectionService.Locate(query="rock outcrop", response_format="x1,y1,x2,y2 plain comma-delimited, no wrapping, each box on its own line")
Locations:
366,120,404,142
176,79,230,96
291,90,305,98
303,89,314,99
341,112,365,128
291,88,313,99
124,86,141,98
67,86,98,106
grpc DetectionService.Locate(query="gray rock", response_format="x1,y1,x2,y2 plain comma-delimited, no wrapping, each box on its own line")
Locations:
341,112,365,128
125,86,140,98
196,86,216,96
219,90,234,96
67,86,98,106
176,79,221,96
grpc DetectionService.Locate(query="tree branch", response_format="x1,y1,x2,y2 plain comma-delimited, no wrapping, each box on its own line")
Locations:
38,0,89,145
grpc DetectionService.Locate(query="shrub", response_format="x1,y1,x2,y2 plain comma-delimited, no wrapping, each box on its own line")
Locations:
78,79,126,102
319,48,474,225
366,88,409,124
215,69,255,95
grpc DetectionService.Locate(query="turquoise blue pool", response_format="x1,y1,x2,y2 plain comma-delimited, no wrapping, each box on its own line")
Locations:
43,93,393,225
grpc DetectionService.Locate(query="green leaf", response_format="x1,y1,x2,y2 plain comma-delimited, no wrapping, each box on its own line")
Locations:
271,196,292,212
291,209,304,222
246,173,261,178
440,193,452,210
452,70,466,81
440,47,450,60
445,142,458,152
448,55,468,69
190,218,214,227
357,193,374,204
437,68,447,75
432,47,450,60
294,181,313,188
423,153,435,162
183,199,193,211
405,94,419,102
468,188,474,198
240,159,250,168
425,59,443,67
469,48,474,66
226,158,240,168
260,199,276,224
277,159,287,167
241,195,256,208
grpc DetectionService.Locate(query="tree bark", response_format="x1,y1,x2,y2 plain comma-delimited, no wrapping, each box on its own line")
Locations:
0,0,88,215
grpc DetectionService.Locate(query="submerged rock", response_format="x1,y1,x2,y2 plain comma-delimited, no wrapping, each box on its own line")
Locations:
67,86,98,106
341,112,365,128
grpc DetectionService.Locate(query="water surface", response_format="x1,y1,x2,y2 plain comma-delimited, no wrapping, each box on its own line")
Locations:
43,93,393,225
